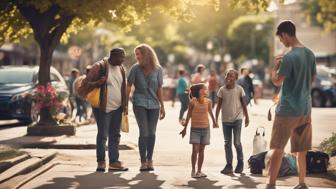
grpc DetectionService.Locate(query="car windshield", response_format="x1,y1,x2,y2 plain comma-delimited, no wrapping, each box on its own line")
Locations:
0,69,34,84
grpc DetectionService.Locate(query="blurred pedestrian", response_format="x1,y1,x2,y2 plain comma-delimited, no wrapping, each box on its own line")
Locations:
127,44,165,171
207,70,219,108
191,64,207,84
179,83,218,178
83,48,128,172
72,69,86,123
177,69,189,123
170,73,178,107
84,65,94,122
68,69,80,119
68,68,80,98
237,67,257,106
215,69,249,174
266,21,316,189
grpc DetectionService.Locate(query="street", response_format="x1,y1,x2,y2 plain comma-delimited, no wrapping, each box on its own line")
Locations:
0,99,335,188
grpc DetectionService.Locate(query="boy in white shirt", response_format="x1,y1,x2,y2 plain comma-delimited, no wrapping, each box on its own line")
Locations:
215,69,249,174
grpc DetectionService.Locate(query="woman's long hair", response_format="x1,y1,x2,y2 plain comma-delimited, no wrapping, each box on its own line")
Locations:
134,44,161,71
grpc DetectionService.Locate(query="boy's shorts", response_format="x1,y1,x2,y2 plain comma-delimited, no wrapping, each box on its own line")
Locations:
270,114,312,153
190,127,210,145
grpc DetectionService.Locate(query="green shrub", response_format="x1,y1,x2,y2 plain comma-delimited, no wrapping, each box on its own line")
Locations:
319,132,336,157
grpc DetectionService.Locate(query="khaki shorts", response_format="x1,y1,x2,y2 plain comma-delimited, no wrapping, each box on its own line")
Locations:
270,114,312,153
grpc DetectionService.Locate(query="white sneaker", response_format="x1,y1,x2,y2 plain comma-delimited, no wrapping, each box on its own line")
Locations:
196,171,207,177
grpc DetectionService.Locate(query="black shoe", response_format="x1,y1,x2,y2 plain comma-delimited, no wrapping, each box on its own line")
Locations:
96,167,105,172
234,161,244,173
96,161,106,172
220,164,233,174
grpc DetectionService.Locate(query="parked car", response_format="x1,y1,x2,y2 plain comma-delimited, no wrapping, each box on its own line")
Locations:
0,66,72,124
311,65,336,107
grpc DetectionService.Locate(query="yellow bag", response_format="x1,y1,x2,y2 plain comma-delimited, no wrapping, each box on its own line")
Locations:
121,112,129,133
86,88,100,108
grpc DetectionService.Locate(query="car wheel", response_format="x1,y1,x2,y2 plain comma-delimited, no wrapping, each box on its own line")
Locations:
311,90,325,107
325,93,333,107
30,100,40,123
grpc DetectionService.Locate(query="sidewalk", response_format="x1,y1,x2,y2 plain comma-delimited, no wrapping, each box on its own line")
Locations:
18,149,336,189
0,100,335,188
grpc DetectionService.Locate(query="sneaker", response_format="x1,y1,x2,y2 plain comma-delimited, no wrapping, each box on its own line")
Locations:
191,171,200,178
293,183,308,189
108,161,128,171
220,164,233,174
196,171,207,177
147,160,154,171
265,184,276,189
140,162,149,172
234,161,244,173
96,161,106,172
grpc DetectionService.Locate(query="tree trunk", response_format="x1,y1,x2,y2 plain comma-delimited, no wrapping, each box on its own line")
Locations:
15,3,74,128
37,38,57,126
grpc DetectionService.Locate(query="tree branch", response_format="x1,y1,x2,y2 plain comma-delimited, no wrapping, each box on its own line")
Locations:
16,2,61,43
49,14,74,50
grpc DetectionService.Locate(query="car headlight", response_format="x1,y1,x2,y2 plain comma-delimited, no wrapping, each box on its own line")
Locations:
320,80,332,87
11,92,30,102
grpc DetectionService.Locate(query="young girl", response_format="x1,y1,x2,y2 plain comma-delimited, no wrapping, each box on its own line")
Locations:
180,83,218,178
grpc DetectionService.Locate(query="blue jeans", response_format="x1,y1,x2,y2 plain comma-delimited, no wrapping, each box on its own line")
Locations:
178,93,189,120
133,105,160,162
92,107,122,163
222,120,243,164
209,91,217,105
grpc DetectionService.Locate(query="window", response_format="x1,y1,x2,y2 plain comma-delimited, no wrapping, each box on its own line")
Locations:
50,73,61,82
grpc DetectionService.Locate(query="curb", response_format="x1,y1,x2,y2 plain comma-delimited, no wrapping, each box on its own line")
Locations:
0,154,30,173
19,143,136,150
0,152,57,184
13,162,59,189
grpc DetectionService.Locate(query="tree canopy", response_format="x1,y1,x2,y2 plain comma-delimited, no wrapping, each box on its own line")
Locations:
227,14,273,64
0,0,278,125
301,0,336,32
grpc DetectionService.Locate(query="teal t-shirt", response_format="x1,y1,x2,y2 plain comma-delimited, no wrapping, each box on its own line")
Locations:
177,77,188,94
275,47,316,116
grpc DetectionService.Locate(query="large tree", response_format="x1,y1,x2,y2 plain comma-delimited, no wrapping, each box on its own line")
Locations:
0,0,195,125
0,0,274,126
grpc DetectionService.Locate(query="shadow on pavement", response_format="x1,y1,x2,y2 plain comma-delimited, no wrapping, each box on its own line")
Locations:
230,173,262,188
0,136,57,148
187,177,223,189
31,171,165,189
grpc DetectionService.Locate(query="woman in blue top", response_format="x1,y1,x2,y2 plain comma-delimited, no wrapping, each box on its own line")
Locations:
127,44,166,172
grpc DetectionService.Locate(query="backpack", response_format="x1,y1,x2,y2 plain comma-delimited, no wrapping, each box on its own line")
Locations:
249,151,297,177
77,61,106,99
278,154,297,177
248,151,267,174
306,151,329,174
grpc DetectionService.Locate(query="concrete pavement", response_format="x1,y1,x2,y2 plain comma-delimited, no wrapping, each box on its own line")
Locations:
18,149,336,189
0,99,335,188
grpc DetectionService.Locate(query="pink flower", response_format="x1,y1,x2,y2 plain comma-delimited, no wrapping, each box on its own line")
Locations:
34,83,67,113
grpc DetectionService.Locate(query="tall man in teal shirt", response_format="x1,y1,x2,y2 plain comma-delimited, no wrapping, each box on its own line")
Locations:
266,21,316,189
